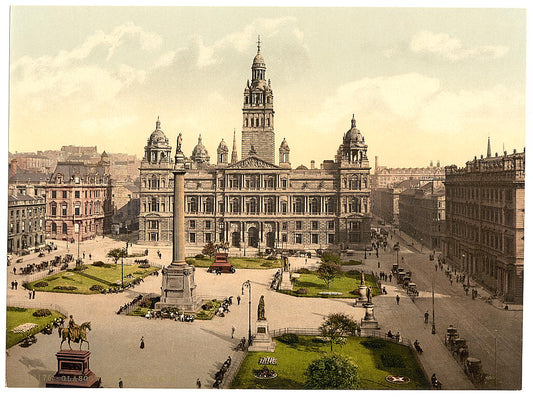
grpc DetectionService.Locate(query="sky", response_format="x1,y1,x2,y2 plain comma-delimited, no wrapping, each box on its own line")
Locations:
8,5,527,169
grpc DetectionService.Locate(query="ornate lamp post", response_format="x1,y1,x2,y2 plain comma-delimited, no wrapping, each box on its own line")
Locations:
242,280,252,346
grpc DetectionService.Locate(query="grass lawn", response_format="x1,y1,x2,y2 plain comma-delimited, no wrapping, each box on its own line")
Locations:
281,271,381,298
24,264,158,294
187,256,282,270
231,336,429,389
6,307,65,348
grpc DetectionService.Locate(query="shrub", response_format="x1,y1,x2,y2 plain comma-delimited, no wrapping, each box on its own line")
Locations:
89,285,105,292
201,301,215,310
312,337,329,344
266,256,278,261
33,309,52,317
343,260,362,267
34,281,48,288
278,333,299,344
298,268,311,274
345,269,361,276
73,265,88,271
93,261,105,266
7,307,27,312
380,354,405,368
296,288,308,295
195,254,206,259
360,338,386,349
53,286,77,291
138,263,150,268
305,354,360,389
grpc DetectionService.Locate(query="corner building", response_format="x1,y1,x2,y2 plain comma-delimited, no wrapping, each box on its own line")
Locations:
444,149,524,303
138,44,372,251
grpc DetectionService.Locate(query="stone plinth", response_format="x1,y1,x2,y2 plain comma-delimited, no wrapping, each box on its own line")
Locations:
354,284,368,306
248,320,277,352
279,270,292,291
360,302,380,336
208,252,235,273
156,264,200,312
46,350,101,388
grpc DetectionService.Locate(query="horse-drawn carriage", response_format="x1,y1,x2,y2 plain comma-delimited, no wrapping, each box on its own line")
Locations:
464,357,486,384
444,325,458,347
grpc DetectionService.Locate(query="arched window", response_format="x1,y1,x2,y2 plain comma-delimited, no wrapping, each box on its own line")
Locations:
310,198,319,214
293,197,304,213
51,222,57,233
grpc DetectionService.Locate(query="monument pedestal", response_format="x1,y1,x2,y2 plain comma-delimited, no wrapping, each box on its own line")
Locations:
45,350,101,388
354,284,368,306
248,320,277,352
279,270,292,291
156,264,200,312
208,252,235,273
360,302,380,336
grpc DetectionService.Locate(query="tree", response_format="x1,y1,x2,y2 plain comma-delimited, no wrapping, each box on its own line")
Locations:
316,262,341,289
320,251,341,265
202,241,217,259
305,354,361,389
319,313,360,352
107,248,126,264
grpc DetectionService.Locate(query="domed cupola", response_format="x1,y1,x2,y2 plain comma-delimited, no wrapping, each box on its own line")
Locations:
191,134,210,164
337,114,368,166
143,117,172,165
344,114,364,146
148,117,169,147
217,138,229,165
279,137,291,168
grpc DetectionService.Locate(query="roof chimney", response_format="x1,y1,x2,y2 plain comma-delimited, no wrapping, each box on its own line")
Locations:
310,160,316,169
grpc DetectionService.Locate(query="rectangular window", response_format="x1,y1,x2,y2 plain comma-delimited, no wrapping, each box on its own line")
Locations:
282,222,288,231
62,191,67,198
312,221,319,230
282,234,287,243
328,220,335,230
205,233,212,243
281,179,287,188
61,205,67,216
74,205,80,216
328,234,335,244
281,202,287,213
189,220,196,229
189,233,196,243
205,220,211,229
51,206,57,216
312,234,319,244
75,191,80,198
296,221,302,230
52,191,57,199
295,234,302,244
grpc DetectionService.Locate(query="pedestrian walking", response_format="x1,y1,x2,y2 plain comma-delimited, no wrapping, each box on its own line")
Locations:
389,274,392,282
140,336,145,349
396,295,400,305
14,280,18,290
89,254,92,260
118,378,123,388
11,281,14,289
196,378,201,388
13,267,16,274
28,291,32,299
424,311,429,324
237,295,241,305
377,261,381,268
32,289,35,299
231,326,235,339
83,252,85,259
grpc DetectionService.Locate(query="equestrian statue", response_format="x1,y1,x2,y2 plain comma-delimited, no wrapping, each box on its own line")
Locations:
59,315,92,350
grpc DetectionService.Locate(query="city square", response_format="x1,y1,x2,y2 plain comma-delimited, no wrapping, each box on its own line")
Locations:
5,5,526,392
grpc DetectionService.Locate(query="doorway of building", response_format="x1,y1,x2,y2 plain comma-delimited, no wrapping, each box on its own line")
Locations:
231,232,240,247
266,231,275,248
248,227,259,248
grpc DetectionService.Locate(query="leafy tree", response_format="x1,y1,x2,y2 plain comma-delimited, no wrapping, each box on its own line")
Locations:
319,313,360,352
202,242,217,259
107,248,126,264
316,262,341,289
305,354,361,389
320,251,341,265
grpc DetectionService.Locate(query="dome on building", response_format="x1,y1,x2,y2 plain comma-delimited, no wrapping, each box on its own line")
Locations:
279,138,290,152
296,164,308,170
192,134,210,163
344,114,364,144
148,117,168,146
217,139,229,153
252,53,265,68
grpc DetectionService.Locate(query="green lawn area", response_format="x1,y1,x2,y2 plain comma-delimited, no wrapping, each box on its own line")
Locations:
6,307,65,349
281,271,381,298
24,264,158,294
187,256,282,270
231,336,429,389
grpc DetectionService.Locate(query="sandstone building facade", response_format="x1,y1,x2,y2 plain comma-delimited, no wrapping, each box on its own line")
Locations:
138,44,372,251
443,148,524,303
7,188,46,254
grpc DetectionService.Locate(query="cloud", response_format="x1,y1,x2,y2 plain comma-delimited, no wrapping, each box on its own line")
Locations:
409,31,508,60
306,73,523,137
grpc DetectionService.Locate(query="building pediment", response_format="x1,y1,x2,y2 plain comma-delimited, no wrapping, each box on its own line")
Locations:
227,156,280,169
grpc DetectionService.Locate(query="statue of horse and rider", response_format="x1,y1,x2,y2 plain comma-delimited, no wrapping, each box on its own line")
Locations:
59,315,91,350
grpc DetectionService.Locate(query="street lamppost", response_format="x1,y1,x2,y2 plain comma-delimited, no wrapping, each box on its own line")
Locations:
364,245,367,259
431,275,436,334
242,280,252,346
393,242,400,265
121,242,127,289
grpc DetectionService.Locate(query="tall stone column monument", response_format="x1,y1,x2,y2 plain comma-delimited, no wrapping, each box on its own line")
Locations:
156,133,200,312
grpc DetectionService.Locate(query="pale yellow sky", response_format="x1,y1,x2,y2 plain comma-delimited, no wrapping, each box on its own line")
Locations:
8,6,527,168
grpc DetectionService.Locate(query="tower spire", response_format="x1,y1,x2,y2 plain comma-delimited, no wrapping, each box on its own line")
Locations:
156,115,161,130
257,35,261,53
231,128,238,164
487,136,492,158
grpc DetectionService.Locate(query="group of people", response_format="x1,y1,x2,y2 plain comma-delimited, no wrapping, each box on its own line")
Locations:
116,294,144,315
10,280,19,290
212,356,232,388
217,296,233,317
386,330,402,343
377,271,392,283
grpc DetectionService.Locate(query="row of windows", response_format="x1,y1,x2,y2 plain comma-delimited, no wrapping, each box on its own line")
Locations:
51,190,102,199
448,186,513,202
49,201,103,216
9,207,45,219
49,221,98,234
186,232,335,245
9,219,44,234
